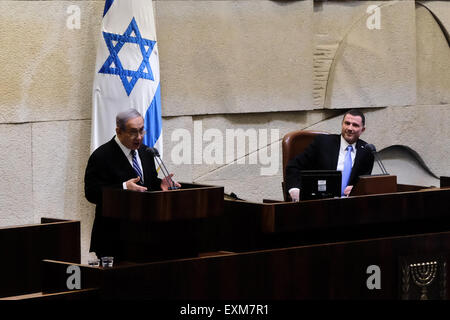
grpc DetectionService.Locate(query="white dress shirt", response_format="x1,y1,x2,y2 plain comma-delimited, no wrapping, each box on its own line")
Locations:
336,135,357,172
114,136,144,189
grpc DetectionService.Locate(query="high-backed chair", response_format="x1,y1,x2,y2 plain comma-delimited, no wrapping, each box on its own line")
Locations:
281,130,329,201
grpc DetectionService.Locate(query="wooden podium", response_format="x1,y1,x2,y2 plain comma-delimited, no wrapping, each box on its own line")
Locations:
350,174,397,196
101,183,224,262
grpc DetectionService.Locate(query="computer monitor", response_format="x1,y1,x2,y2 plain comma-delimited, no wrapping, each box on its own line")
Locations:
299,170,342,201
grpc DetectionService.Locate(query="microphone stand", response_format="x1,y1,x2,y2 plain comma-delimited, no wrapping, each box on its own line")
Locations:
365,144,388,175
374,152,388,175
150,147,179,190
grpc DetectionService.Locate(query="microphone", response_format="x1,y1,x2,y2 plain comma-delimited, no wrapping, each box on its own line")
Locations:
145,147,179,190
364,143,388,175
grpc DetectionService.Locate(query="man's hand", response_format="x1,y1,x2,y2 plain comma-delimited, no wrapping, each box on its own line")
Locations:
160,173,181,191
125,177,147,192
289,188,300,202
344,185,353,197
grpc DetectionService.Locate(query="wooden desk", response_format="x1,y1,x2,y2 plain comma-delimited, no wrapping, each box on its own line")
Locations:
41,231,450,299
8,185,450,300
223,187,450,251
0,218,80,298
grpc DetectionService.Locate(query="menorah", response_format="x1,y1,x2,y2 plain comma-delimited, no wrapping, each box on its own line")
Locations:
409,261,438,300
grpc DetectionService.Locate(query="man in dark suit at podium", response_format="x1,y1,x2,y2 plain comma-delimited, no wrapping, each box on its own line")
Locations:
286,109,374,202
84,108,180,258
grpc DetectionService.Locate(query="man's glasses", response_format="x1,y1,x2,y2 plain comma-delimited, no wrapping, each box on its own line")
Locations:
125,128,146,138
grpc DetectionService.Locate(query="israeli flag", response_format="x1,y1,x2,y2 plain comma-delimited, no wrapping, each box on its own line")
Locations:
90,0,162,157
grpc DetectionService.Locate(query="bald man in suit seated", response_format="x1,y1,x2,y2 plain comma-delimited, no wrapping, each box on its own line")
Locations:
84,108,180,258
286,109,375,202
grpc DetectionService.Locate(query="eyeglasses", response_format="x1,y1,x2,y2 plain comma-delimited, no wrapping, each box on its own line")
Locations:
125,128,146,138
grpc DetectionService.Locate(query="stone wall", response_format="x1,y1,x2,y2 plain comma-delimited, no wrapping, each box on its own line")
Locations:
0,0,448,262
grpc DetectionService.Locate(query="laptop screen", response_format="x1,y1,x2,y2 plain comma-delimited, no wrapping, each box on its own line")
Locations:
299,170,342,201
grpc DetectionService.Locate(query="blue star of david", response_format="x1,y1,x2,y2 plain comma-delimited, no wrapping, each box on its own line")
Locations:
99,18,156,96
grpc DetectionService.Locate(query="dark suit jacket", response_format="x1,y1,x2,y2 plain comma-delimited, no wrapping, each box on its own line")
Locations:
84,137,161,256
285,134,374,191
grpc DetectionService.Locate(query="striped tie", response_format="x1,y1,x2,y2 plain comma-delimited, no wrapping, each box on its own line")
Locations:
130,150,144,183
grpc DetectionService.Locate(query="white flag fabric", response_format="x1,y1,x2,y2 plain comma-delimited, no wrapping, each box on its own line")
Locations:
90,0,162,156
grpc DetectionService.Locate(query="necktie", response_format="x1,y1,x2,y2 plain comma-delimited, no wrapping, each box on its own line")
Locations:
130,150,144,183
341,145,353,195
